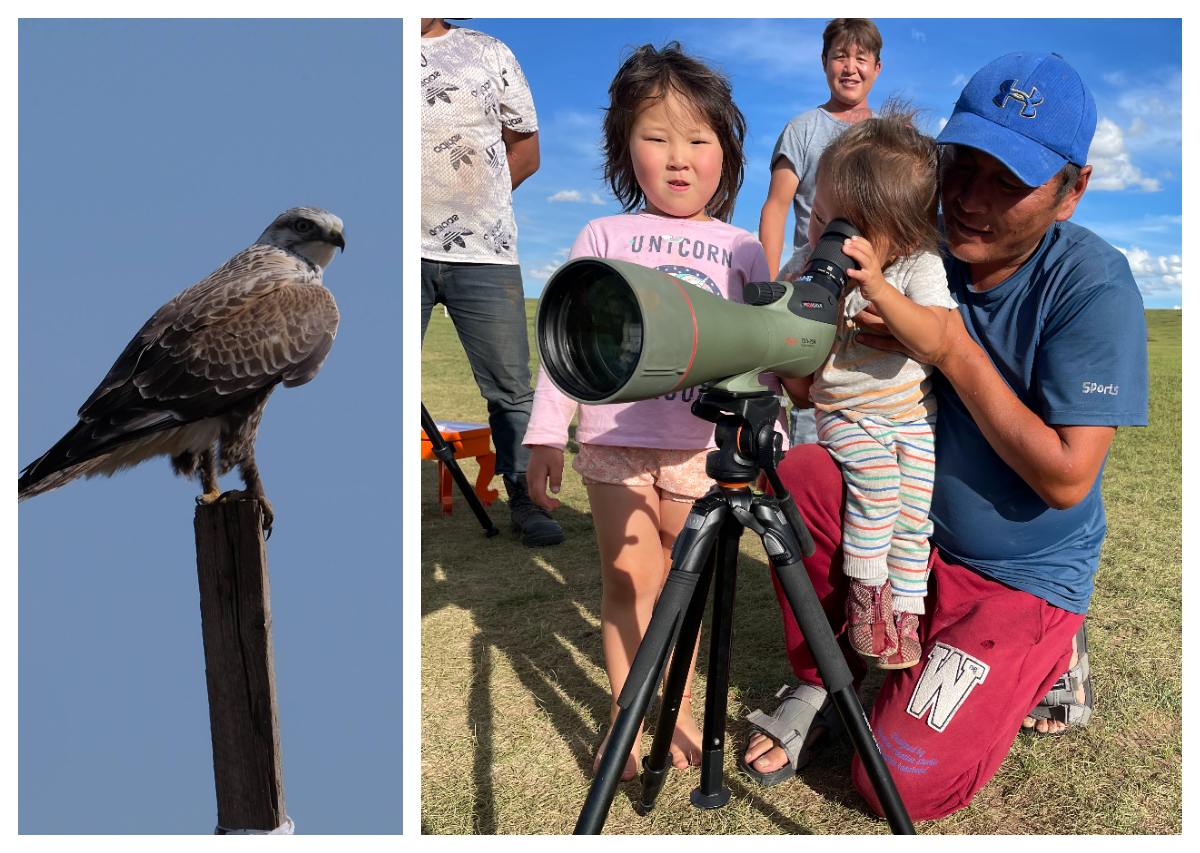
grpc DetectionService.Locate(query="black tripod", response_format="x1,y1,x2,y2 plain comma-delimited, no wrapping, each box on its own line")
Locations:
421,402,499,538
575,388,914,834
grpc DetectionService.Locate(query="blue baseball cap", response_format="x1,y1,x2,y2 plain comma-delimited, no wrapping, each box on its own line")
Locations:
936,51,1097,187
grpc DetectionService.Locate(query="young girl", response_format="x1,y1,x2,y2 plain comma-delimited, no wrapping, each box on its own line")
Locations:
522,43,793,781
781,109,957,670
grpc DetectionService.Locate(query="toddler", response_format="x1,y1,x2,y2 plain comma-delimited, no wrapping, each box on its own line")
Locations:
782,109,957,669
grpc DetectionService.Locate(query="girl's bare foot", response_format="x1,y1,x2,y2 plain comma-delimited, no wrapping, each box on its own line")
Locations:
593,725,640,782
669,700,703,769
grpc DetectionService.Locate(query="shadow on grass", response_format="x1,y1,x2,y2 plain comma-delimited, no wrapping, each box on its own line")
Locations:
422,463,611,822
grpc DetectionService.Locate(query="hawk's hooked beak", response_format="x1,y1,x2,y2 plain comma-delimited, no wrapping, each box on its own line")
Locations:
329,230,346,252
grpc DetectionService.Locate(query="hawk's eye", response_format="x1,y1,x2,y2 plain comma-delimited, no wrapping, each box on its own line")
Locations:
294,220,314,234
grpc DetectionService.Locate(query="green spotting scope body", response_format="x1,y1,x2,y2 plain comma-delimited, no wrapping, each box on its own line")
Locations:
535,256,841,406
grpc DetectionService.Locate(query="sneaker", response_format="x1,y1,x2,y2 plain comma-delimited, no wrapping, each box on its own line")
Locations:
877,611,922,670
846,579,899,659
504,475,564,547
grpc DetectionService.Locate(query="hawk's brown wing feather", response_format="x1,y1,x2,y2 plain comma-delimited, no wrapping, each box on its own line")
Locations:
79,247,305,416
19,246,339,496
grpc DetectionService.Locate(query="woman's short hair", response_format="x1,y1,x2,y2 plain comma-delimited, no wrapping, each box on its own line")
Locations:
822,18,883,62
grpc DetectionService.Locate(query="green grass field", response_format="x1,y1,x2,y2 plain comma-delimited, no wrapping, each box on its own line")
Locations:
420,304,1181,835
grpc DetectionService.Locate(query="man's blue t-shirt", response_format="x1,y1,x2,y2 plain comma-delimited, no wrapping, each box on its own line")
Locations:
929,221,1149,614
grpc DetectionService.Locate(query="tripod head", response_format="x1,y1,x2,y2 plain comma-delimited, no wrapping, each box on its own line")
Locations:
690,387,785,484
690,386,817,558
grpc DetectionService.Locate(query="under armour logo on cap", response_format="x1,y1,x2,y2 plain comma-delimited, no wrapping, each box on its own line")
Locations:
993,79,1044,118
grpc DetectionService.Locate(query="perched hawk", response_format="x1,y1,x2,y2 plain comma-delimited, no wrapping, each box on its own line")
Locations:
18,207,344,536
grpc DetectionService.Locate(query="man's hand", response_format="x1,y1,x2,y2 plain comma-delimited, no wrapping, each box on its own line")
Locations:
854,304,967,369
526,444,564,510
503,127,539,190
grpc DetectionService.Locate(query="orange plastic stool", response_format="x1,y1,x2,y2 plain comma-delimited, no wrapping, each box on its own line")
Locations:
420,420,500,516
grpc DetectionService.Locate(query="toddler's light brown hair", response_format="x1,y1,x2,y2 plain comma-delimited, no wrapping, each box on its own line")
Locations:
816,102,941,262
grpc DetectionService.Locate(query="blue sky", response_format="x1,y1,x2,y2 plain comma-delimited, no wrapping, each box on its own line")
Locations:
466,18,1183,308
18,19,401,833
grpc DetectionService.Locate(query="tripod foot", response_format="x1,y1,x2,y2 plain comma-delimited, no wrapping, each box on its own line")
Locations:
636,752,674,815
689,785,731,810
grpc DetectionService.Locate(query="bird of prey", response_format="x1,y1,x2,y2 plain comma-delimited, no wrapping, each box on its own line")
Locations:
18,206,344,536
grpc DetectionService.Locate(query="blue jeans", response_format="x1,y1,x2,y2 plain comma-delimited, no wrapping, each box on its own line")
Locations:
421,260,534,478
789,406,819,445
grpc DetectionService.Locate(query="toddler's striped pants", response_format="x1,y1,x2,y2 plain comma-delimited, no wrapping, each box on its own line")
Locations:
816,409,935,614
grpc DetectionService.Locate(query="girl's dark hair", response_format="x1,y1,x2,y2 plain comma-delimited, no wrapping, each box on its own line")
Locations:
816,98,942,260
602,42,747,223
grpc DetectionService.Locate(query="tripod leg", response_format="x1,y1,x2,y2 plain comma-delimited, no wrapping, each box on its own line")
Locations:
772,556,915,835
575,496,728,835
421,403,500,538
741,494,915,834
638,548,715,814
575,575,697,834
690,521,740,809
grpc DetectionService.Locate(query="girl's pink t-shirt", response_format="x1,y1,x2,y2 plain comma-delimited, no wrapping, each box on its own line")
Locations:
523,212,789,451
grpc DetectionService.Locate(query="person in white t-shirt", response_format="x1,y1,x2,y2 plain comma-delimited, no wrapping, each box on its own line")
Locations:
420,17,562,547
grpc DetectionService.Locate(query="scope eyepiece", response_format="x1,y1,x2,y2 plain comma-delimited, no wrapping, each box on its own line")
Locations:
797,218,861,301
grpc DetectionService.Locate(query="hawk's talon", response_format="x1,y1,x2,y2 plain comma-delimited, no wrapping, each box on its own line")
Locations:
195,489,222,507
216,490,275,538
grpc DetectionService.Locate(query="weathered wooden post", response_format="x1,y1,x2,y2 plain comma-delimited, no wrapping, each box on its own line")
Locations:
194,500,291,834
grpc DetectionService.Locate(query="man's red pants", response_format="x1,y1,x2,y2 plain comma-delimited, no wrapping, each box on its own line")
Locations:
768,445,1084,821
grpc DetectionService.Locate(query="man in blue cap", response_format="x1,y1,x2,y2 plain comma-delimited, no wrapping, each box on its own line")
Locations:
740,52,1148,821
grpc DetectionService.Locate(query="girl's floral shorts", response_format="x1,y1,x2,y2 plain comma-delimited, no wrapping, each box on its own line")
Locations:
573,443,714,502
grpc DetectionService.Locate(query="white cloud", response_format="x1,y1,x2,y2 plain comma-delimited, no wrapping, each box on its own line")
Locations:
1115,245,1182,294
688,20,824,81
1086,117,1160,192
1106,68,1183,153
547,189,606,205
951,73,967,87
911,29,926,42
553,247,571,258
936,117,949,133
527,260,563,281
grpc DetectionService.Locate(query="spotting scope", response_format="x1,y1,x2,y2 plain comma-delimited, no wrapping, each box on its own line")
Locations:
535,218,862,405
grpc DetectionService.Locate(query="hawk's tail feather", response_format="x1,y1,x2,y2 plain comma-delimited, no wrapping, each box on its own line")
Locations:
18,419,199,502
18,456,114,501
19,420,97,500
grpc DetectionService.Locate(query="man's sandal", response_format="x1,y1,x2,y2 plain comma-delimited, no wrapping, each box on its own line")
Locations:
737,683,846,786
1022,620,1093,738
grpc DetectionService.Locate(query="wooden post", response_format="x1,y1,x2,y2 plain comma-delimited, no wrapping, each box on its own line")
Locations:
194,500,288,833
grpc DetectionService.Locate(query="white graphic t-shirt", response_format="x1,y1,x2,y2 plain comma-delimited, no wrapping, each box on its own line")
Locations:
420,26,538,265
